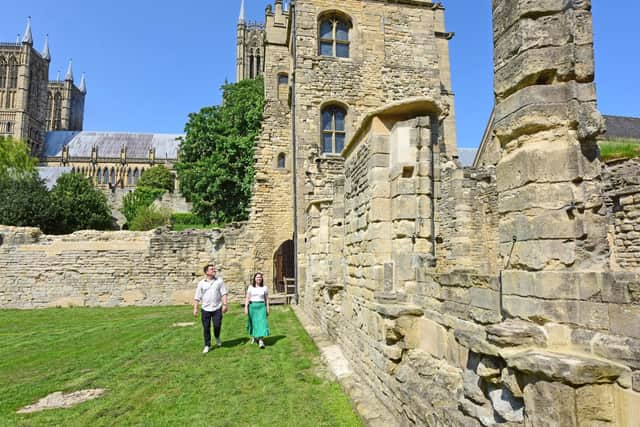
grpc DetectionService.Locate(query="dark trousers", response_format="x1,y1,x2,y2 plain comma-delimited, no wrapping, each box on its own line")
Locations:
201,308,222,347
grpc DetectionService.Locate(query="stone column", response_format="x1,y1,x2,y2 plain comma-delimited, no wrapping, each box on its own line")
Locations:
492,1,611,424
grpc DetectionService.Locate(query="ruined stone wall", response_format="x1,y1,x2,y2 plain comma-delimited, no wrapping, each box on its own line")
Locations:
603,159,640,271
0,225,254,308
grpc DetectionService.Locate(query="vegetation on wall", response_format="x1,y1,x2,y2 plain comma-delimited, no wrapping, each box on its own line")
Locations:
177,77,264,225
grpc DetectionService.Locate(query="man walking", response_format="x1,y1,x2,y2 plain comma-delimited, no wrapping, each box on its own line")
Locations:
193,264,228,354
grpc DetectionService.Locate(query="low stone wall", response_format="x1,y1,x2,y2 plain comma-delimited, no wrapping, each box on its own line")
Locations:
0,225,254,309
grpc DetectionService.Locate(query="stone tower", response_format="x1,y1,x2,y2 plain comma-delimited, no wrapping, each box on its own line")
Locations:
0,18,50,155
236,0,266,81
46,60,86,132
0,18,85,156
239,0,458,294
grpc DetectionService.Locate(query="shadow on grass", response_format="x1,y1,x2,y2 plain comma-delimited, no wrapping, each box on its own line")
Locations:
221,335,286,348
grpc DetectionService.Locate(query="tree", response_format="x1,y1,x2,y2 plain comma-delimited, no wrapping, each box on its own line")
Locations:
0,173,56,232
128,205,171,231
50,173,114,233
138,165,175,193
122,186,166,224
0,136,37,179
176,77,264,225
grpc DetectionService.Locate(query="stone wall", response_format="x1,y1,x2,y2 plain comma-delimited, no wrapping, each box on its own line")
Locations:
296,1,640,425
603,158,640,271
0,225,254,308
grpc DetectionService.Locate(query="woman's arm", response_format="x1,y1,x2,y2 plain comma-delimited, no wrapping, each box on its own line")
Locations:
244,288,250,315
265,289,270,316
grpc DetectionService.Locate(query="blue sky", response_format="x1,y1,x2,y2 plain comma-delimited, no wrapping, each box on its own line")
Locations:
2,1,638,148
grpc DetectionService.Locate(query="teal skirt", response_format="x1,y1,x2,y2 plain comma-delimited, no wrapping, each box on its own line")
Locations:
247,301,270,338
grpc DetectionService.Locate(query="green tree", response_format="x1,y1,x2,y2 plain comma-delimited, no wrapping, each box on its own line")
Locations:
50,173,113,233
129,205,171,231
138,165,175,193
0,136,37,179
0,174,57,232
122,186,166,224
176,77,264,224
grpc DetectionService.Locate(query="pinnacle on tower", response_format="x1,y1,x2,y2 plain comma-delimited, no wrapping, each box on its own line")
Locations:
22,16,33,44
56,70,61,81
65,59,74,81
79,73,87,94
239,0,245,24
42,34,51,61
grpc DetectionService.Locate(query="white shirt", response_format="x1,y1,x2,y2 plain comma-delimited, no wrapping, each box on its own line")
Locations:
247,286,268,302
194,277,227,312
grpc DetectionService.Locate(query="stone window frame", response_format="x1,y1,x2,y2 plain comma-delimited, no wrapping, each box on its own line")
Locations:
7,56,18,89
320,101,348,155
276,152,287,170
277,72,289,103
0,56,7,88
317,11,352,59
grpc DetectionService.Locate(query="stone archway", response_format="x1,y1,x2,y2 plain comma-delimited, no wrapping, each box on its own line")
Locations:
273,239,294,294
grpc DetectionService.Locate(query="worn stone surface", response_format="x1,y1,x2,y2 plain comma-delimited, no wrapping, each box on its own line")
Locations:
487,318,547,347
503,349,629,386
523,381,577,427
17,389,105,413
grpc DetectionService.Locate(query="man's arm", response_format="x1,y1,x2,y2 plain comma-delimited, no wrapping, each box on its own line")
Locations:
193,298,199,317
222,293,228,313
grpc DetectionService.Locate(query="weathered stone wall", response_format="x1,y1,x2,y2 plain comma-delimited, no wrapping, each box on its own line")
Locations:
0,225,254,308
603,158,640,271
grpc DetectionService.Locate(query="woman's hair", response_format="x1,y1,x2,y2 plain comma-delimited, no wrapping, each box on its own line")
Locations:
252,272,265,287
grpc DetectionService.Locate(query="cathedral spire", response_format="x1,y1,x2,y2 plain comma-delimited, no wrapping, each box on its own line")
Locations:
239,0,245,24
79,73,87,94
42,34,51,61
22,16,33,44
65,59,73,81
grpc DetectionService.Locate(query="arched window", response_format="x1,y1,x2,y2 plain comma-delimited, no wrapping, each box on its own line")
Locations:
8,57,18,89
277,73,289,101
127,169,132,186
277,153,286,169
53,92,62,130
249,50,255,79
0,57,7,88
319,15,350,58
102,168,109,185
110,168,116,185
256,51,261,76
6,122,11,133
46,92,53,129
133,168,140,185
321,105,346,154
71,167,76,174
97,168,102,184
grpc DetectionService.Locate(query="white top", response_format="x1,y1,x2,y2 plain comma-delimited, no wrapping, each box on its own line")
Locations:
247,286,268,302
194,277,227,312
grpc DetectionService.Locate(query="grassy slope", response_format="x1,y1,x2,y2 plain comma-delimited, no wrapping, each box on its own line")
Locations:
0,305,362,427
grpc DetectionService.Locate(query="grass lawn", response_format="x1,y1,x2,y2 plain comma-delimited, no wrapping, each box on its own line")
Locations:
0,305,362,427
599,138,640,162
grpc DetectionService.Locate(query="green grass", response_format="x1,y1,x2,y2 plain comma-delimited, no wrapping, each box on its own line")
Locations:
599,139,640,162
0,305,362,427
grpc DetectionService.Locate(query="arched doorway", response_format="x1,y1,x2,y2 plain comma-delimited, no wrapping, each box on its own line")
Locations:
273,239,294,294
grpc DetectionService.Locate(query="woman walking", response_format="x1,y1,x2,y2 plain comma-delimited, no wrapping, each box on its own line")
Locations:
244,272,270,349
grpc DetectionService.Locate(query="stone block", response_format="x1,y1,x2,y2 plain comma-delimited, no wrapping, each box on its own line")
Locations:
575,384,615,425
487,318,547,347
523,380,577,427
496,138,599,192
392,195,417,219
609,304,640,339
487,384,524,423
591,334,640,370
393,220,414,238
470,287,500,311
405,317,448,359
499,239,576,271
500,210,584,242
499,182,576,213
503,348,629,386
544,323,572,347
614,385,640,427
